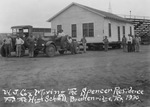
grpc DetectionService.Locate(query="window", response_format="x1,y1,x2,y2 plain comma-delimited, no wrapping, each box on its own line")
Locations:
89,23,94,37
57,25,62,33
130,26,132,35
118,26,120,41
123,26,125,35
23,29,29,33
83,23,94,37
108,23,111,37
71,24,77,37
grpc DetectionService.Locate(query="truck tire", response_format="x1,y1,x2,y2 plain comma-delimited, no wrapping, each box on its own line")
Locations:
59,50,64,54
46,44,56,57
34,50,39,57
0,45,6,57
73,42,79,54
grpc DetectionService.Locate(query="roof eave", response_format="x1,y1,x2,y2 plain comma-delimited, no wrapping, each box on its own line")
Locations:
47,2,106,22
47,2,75,22
74,2,105,17
105,17,133,24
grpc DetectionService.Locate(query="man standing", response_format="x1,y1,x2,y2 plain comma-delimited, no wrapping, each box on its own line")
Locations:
67,36,74,54
56,29,66,49
135,35,141,52
16,35,24,57
122,35,127,52
132,35,136,52
103,36,109,52
81,36,87,53
3,35,12,57
27,34,35,57
127,34,132,52
58,29,65,38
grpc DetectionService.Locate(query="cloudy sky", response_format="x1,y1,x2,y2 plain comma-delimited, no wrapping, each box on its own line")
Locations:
0,0,150,33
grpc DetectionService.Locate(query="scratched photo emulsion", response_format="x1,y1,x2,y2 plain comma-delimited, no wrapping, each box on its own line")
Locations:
0,0,150,107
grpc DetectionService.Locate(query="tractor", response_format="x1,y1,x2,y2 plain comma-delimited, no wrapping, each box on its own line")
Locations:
33,35,81,57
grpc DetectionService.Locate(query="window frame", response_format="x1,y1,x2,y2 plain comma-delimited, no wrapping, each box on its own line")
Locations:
108,23,111,37
57,25,62,33
123,26,125,35
82,23,94,37
118,26,121,41
130,26,132,35
71,24,77,37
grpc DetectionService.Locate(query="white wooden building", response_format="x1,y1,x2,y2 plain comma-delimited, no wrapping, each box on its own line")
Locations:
47,2,134,48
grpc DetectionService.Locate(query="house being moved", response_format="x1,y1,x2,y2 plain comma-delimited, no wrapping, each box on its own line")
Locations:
47,2,134,49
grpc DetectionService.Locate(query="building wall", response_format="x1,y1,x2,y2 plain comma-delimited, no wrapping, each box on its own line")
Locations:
104,19,134,42
51,5,105,42
50,5,134,43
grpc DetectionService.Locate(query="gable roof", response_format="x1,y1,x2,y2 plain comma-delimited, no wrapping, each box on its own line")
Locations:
47,2,131,23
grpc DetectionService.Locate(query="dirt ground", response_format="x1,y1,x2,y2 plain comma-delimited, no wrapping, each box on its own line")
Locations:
0,45,150,107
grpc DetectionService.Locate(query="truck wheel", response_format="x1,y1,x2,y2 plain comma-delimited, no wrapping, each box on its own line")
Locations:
73,42,79,54
34,50,39,57
46,44,56,57
118,44,121,49
21,49,25,56
59,50,64,54
0,45,6,57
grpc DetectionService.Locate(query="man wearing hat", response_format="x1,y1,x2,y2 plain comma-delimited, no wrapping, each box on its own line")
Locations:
56,29,66,49
58,29,65,38
122,35,127,52
127,34,132,52
103,36,109,51
26,34,35,57
81,35,87,53
3,34,12,57
135,35,141,52
15,35,24,57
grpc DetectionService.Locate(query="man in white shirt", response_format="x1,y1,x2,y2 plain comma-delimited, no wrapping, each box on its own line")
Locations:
58,30,65,38
127,34,132,52
15,35,24,57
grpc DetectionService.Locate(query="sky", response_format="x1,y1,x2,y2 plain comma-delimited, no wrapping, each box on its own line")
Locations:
0,0,150,33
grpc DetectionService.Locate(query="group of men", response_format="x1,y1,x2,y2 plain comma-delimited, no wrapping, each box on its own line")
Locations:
102,34,141,52
3,29,87,58
122,34,141,52
3,30,140,57
3,34,35,58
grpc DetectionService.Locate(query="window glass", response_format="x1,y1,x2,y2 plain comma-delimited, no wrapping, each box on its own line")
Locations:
83,23,94,37
108,23,111,37
72,24,77,37
57,25,62,33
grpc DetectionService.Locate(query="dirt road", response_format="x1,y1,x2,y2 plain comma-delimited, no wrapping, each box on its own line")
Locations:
0,45,150,107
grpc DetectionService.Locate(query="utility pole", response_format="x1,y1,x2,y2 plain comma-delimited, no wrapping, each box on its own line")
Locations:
130,11,131,19
108,0,112,13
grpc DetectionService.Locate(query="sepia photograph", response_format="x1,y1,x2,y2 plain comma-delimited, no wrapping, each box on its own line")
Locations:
0,0,150,107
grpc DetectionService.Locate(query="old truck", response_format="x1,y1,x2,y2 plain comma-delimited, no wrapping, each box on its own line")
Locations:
34,35,80,57
0,25,81,57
